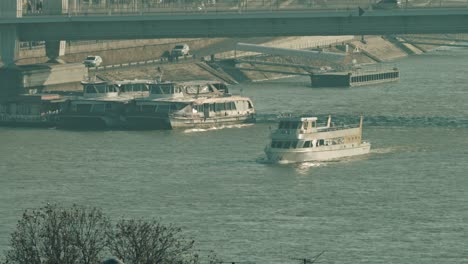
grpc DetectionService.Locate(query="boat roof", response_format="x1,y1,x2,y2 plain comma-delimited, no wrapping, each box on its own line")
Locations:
278,116,318,122
115,79,153,85
177,80,226,86
138,95,249,103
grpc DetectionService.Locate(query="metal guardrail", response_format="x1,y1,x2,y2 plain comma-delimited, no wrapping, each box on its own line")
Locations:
13,0,468,17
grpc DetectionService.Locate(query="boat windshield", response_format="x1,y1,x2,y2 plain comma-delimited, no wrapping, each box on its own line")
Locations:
150,83,181,94
84,84,117,94
119,83,149,92
185,85,213,94
278,121,302,129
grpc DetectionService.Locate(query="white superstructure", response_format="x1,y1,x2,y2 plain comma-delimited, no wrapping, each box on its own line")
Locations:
265,115,371,164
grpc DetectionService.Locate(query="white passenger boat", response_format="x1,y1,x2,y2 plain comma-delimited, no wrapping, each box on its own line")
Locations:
58,79,150,129
125,80,255,129
264,115,371,164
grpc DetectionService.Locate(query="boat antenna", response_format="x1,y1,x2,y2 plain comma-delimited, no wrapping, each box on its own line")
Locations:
327,115,331,127
360,115,364,129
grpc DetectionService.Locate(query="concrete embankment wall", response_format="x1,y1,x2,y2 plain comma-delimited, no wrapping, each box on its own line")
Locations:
18,38,226,65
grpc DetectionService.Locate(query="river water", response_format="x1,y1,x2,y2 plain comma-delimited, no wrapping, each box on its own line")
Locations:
1,47,467,264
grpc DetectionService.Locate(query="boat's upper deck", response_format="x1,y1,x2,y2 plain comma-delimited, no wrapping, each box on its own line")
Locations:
271,116,363,139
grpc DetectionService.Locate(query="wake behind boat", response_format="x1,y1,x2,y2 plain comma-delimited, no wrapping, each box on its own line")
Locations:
265,115,371,164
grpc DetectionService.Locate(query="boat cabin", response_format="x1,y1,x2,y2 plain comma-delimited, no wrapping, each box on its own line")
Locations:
275,117,319,134
115,80,151,98
148,82,185,99
81,80,119,98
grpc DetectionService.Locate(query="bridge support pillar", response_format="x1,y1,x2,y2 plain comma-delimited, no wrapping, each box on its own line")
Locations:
43,0,68,15
0,25,20,68
0,0,21,68
45,41,66,63
43,0,68,63
0,0,22,18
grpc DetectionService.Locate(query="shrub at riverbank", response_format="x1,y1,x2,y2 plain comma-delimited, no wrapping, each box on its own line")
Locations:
1,204,217,264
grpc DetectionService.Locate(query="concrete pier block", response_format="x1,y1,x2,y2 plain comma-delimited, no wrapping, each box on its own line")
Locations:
0,0,22,18
45,41,66,63
0,25,20,67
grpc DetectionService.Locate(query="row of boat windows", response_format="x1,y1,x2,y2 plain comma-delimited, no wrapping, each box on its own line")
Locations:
271,137,347,149
73,103,113,113
69,100,253,114
194,101,253,112
84,83,151,94
351,72,399,83
150,84,183,95
150,84,218,95
84,85,118,94
278,121,316,129
83,84,220,95
132,104,181,113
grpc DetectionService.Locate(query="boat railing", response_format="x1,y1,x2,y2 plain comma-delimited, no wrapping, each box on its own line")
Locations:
317,124,360,132
273,124,359,135
0,112,59,122
272,128,302,135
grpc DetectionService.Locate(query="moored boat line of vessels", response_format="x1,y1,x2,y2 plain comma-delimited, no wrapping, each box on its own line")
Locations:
58,79,152,129
57,78,256,129
1,77,371,163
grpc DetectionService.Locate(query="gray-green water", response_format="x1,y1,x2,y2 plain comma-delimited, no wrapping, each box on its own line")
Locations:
1,47,467,263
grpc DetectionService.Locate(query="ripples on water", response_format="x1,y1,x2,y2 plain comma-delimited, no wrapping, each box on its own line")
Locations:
1,48,468,264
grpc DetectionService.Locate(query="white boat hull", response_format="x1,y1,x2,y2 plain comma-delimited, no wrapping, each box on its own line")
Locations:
170,115,255,129
265,142,371,164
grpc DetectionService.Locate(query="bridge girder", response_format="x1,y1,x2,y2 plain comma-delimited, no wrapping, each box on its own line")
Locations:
9,11,468,41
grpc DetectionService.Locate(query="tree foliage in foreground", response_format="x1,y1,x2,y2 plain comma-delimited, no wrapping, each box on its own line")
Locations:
4,203,110,264
2,204,208,264
107,219,199,264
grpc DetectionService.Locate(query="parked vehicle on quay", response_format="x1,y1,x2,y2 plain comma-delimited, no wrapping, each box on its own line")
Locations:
372,0,401,9
171,44,190,57
83,55,103,67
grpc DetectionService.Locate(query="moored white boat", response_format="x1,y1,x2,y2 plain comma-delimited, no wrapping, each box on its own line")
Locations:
58,79,150,129
265,115,371,164
125,80,255,129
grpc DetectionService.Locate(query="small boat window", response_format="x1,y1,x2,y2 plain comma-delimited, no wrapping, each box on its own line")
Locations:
303,121,309,130
303,141,311,148
142,105,155,113
291,140,299,149
84,85,97,93
91,104,105,113
150,83,175,94
121,83,149,92
215,103,226,112
156,105,171,113
194,104,204,112
279,121,288,129
76,104,92,113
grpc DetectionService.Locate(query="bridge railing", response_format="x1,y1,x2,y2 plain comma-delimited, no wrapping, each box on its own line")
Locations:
17,0,468,17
